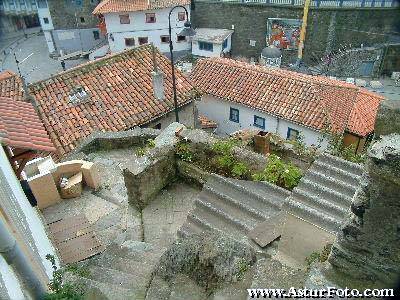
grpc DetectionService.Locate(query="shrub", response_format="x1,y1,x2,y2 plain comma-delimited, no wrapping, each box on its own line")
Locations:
175,141,194,162
211,139,238,156
252,154,302,190
328,134,365,163
231,162,249,179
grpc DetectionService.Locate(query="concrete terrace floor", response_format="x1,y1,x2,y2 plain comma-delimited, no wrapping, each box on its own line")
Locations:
42,147,201,263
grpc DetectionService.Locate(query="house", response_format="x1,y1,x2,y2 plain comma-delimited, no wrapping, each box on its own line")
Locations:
0,70,26,101
93,0,191,54
191,58,384,153
0,0,40,37
28,44,196,160
36,0,105,54
191,28,234,58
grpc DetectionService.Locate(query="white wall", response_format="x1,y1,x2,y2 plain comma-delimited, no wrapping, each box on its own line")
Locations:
0,255,25,300
192,35,232,58
104,6,190,53
197,95,329,148
37,3,56,53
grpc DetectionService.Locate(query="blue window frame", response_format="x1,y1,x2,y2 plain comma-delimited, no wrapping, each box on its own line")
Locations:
222,38,228,49
199,41,213,52
254,115,265,129
286,127,299,141
229,107,239,123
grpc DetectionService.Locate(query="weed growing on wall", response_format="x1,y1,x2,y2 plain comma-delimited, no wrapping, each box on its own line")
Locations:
252,154,302,190
175,141,195,162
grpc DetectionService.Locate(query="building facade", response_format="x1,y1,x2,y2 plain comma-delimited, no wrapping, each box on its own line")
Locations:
36,0,104,54
191,28,233,58
0,0,40,37
93,0,191,54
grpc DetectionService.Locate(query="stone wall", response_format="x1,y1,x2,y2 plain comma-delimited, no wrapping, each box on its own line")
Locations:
326,101,400,288
381,44,400,76
48,0,100,30
192,2,400,66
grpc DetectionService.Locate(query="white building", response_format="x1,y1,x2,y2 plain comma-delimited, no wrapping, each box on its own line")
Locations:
93,0,191,54
191,58,384,153
191,28,233,58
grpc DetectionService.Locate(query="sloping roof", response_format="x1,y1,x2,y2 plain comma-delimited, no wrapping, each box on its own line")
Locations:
193,28,234,44
191,58,384,137
29,45,194,159
0,97,56,152
93,0,190,14
0,70,25,102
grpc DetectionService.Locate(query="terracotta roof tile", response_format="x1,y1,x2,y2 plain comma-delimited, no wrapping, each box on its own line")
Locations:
198,114,217,129
191,58,384,137
0,97,56,152
93,0,190,14
0,70,25,102
29,45,194,160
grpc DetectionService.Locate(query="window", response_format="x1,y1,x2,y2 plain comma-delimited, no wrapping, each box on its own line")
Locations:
125,38,135,47
145,13,156,23
43,17,49,24
287,128,299,141
80,17,85,23
178,12,185,21
254,115,265,129
229,107,239,123
177,35,186,42
199,41,213,52
93,30,100,40
160,35,170,43
119,14,130,24
222,38,228,49
138,37,148,45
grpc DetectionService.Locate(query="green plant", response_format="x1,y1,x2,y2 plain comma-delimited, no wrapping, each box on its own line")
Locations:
305,251,321,269
147,138,156,148
252,154,302,190
232,162,249,179
328,134,365,163
136,147,146,156
175,141,194,162
44,255,84,300
211,139,238,156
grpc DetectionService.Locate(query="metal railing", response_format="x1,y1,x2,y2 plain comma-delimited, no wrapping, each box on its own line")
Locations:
195,0,398,8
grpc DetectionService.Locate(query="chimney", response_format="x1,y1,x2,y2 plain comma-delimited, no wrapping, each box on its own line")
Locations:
151,44,165,100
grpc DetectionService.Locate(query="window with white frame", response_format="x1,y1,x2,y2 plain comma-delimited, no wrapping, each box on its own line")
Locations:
119,14,130,24
287,127,299,141
199,41,213,51
254,115,265,129
229,107,239,123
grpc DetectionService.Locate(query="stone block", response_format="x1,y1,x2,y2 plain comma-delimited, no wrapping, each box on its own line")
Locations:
53,160,85,184
374,100,400,138
355,79,367,87
81,161,101,190
28,171,61,209
60,172,83,199
369,80,383,89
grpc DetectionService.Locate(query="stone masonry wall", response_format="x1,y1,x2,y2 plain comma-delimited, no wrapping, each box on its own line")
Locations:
327,101,400,287
48,0,100,30
192,3,400,66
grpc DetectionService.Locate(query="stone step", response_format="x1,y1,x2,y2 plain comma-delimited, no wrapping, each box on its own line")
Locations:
86,265,144,289
208,175,286,213
195,196,253,233
203,186,268,224
177,218,205,239
291,189,349,220
312,160,361,186
304,169,357,198
299,179,353,208
286,198,342,233
320,153,364,176
64,272,138,300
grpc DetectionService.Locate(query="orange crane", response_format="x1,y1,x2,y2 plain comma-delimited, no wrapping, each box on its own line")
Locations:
297,0,311,65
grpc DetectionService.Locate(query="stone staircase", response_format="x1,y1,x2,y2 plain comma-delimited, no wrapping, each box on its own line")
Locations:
178,174,290,252
285,153,364,233
64,241,163,300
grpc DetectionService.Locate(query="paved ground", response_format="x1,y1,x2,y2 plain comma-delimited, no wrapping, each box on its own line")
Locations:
365,77,400,101
1,32,87,84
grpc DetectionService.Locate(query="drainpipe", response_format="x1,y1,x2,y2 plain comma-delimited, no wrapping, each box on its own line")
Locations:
0,217,46,299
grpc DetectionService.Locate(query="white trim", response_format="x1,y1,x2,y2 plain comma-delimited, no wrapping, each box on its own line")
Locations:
0,255,25,300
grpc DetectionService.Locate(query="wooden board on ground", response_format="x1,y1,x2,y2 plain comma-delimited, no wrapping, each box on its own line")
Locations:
248,212,285,247
48,214,104,265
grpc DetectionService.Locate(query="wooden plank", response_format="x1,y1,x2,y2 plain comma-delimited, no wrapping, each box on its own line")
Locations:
61,244,105,265
52,224,93,244
56,233,100,254
48,214,87,233
248,212,285,247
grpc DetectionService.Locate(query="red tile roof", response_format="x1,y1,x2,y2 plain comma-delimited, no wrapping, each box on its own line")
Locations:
191,58,384,137
0,97,56,152
93,0,190,14
0,70,25,102
29,45,194,159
